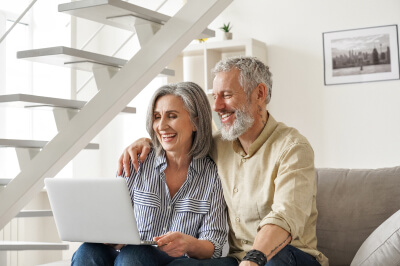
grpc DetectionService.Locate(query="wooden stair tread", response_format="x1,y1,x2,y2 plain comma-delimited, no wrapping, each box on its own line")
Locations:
17,46,174,76
16,210,53,218
58,0,214,39
0,241,69,251
0,138,99,149
0,93,136,114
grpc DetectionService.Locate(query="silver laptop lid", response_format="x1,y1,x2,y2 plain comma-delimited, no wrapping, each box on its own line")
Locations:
45,178,150,245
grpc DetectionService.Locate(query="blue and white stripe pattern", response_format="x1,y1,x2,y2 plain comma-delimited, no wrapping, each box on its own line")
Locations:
118,148,228,258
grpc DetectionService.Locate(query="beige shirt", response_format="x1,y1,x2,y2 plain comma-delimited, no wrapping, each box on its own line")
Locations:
211,114,328,266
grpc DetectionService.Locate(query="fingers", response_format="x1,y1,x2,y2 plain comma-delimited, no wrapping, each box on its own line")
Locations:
117,153,124,176
126,147,138,175
156,232,181,247
138,145,151,167
118,138,153,176
154,231,172,245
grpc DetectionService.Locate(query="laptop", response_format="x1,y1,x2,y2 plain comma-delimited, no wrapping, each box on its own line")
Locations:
45,178,156,245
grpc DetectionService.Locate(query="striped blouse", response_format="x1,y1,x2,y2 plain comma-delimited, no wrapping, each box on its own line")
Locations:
118,148,228,258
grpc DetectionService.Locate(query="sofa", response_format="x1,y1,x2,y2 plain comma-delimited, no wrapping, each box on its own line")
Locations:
316,166,400,266
40,166,400,266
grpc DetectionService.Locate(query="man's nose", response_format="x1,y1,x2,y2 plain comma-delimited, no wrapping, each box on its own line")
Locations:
213,96,224,111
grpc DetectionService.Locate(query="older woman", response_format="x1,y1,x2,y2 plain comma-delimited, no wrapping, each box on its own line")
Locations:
71,82,228,266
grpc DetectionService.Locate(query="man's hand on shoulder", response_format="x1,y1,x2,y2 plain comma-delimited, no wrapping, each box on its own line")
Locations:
117,138,152,176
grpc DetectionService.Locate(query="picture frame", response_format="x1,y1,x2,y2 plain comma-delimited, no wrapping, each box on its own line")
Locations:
323,25,400,85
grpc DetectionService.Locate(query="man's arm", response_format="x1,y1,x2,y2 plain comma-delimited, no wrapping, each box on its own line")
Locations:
240,224,291,265
117,138,152,176
242,142,315,265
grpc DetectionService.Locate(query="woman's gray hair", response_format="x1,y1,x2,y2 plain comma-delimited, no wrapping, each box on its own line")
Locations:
211,56,273,104
146,82,212,159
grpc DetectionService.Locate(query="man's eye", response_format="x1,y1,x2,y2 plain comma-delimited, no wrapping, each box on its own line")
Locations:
169,114,177,119
223,94,232,98
154,115,160,120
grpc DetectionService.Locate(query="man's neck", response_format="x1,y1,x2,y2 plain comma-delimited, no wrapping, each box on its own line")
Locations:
238,112,269,154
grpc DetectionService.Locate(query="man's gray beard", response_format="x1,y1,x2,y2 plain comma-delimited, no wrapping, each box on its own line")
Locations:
220,107,254,141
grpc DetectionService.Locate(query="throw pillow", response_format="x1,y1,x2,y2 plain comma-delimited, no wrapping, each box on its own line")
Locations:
350,209,400,265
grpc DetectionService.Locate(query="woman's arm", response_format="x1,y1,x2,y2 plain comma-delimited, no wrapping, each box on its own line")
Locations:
195,174,228,258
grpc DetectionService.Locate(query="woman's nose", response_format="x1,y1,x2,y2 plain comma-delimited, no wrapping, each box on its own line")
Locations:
158,116,169,130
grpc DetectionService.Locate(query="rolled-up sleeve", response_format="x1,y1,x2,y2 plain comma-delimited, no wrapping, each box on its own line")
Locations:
198,174,228,258
258,142,316,240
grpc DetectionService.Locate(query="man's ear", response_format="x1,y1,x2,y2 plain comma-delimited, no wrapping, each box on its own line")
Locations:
256,83,268,103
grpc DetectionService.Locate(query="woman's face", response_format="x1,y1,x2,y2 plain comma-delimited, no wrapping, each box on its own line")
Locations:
153,95,196,156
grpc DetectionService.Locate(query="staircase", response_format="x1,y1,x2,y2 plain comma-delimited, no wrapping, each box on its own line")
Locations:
0,0,232,265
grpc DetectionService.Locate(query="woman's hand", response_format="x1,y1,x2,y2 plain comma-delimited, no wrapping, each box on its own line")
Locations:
117,138,152,176
154,232,191,257
154,231,214,259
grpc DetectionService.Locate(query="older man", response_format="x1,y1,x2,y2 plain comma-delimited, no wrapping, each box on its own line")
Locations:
118,57,328,266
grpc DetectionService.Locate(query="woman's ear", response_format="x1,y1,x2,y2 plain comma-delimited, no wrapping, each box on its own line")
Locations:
192,117,198,132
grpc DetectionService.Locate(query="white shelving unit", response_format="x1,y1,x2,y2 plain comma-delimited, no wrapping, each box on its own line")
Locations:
169,38,267,93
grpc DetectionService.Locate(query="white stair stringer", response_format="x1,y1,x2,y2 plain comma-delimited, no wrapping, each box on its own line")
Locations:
0,0,232,230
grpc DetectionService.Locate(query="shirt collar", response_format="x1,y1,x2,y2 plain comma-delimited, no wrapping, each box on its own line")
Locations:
232,113,278,157
154,149,200,176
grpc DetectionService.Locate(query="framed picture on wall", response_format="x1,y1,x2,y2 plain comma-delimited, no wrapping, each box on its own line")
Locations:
323,25,400,85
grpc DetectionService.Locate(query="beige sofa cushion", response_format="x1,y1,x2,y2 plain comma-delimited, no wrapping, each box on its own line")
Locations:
315,166,400,266
350,209,400,266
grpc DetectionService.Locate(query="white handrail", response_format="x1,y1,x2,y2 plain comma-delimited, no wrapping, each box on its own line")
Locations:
76,0,169,95
0,0,38,45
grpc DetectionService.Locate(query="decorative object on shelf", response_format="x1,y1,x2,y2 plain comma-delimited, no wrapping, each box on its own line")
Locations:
220,22,232,40
323,24,399,85
197,38,208,43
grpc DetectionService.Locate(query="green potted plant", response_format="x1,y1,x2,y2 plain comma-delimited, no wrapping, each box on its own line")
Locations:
220,22,232,40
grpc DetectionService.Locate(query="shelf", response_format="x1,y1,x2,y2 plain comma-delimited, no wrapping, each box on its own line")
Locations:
0,139,99,150
0,94,136,113
17,46,174,76
0,241,69,251
58,0,214,39
182,38,267,56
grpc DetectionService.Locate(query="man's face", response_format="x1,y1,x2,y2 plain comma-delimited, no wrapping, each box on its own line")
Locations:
212,68,254,141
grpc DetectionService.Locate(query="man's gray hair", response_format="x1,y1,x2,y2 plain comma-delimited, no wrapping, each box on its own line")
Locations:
211,56,273,104
146,82,212,159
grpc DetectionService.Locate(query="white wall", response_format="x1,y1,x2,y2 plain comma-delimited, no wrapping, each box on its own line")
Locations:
207,0,400,169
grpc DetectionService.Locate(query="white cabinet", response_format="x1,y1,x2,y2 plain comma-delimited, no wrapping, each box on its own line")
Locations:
168,38,267,93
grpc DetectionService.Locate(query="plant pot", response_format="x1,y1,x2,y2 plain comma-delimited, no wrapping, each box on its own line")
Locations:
222,32,232,40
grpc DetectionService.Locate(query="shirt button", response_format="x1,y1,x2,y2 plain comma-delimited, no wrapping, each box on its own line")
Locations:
233,188,238,193
241,240,248,244
163,227,167,231
167,205,171,210
241,158,246,163
235,217,240,222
